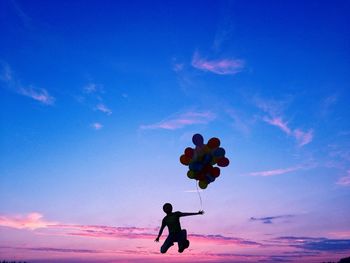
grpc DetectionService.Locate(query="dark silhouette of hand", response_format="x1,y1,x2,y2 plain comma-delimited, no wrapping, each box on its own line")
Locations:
155,237,160,242
198,210,204,215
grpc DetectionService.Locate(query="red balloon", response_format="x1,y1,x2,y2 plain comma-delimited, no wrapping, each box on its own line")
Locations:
180,154,191,165
207,137,220,149
184,147,194,158
210,167,221,177
217,157,230,167
203,164,213,173
196,172,206,181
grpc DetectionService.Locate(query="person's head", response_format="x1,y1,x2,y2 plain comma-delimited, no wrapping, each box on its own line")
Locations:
163,203,173,214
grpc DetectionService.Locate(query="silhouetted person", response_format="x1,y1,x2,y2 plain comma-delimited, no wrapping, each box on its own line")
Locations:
155,203,204,253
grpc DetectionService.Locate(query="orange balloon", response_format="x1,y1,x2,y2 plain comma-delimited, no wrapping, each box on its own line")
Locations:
207,137,220,149
180,154,191,165
217,157,229,167
184,147,194,158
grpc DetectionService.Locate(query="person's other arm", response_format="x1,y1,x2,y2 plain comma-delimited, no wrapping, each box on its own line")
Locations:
155,220,166,242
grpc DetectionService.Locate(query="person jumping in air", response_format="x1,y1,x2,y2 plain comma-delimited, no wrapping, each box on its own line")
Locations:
155,203,204,253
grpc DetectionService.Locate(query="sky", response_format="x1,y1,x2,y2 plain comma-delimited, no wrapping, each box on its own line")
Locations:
0,0,350,262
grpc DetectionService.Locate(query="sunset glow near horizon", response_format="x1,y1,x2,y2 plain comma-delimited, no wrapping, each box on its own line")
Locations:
1,1,350,262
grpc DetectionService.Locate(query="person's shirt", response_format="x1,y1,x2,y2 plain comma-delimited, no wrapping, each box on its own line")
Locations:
163,211,182,234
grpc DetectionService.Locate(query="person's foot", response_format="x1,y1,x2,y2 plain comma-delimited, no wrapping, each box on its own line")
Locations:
178,240,190,253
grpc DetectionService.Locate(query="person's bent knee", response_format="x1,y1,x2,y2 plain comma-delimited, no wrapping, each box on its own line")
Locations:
160,247,167,254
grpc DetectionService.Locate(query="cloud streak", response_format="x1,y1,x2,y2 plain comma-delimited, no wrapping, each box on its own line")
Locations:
95,103,112,115
140,111,215,130
250,215,294,224
274,236,350,252
191,52,244,75
247,166,302,177
0,63,55,105
255,97,313,146
337,170,350,186
91,123,103,130
0,212,57,230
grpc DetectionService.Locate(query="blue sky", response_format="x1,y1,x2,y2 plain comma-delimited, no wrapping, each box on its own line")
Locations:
1,0,350,262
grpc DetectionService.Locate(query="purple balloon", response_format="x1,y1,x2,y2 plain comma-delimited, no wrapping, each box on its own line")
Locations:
192,133,204,146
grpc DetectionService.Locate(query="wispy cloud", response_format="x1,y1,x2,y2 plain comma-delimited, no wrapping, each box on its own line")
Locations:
226,108,253,135
18,86,55,105
247,166,302,177
140,111,215,130
337,170,350,186
91,123,103,130
255,97,313,146
0,63,55,105
95,103,112,115
83,83,98,94
274,236,350,252
191,52,244,75
250,215,294,224
0,212,57,230
173,63,184,72
263,116,291,134
263,117,314,146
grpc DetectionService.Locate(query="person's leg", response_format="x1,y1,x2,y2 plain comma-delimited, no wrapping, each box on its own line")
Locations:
160,234,175,254
178,229,190,253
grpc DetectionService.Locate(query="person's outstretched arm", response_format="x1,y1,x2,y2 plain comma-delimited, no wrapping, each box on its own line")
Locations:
179,210,204,217
155,220,166,242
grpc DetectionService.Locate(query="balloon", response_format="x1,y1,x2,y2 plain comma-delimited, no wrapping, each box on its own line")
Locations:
213,147,226,157
203,164,213,173
181,133,230,190
187,170,196,179
217,157,230,167
198,180,208,189
189,161,203,172
180,154,191,165
210,167,221,177
202,153,212,164
192,133,204,146
207,137,220,149
206,174,215,183
184,147,194,158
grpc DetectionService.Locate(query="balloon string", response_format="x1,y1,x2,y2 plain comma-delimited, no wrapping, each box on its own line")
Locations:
196,181,203,211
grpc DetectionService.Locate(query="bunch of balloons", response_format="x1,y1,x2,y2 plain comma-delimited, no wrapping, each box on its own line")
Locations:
180,133,229,189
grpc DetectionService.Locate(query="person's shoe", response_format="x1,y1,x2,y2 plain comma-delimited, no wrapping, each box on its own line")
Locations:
178,240,190,253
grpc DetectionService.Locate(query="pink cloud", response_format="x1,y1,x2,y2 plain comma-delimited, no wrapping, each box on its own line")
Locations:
247,166,301,177
0,212,57,230
91,122,103,130
140,111,215,130
337,170,350,186
191,52,244,75
262,117,313,147
293,129,314,146
254,97,313,146
18,86,55,105
263,116,291,134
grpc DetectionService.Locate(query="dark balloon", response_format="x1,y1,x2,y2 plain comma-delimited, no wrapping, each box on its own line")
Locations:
217,157,229,167
181,134,230,189
214,147,226,157
192,133,204,146
184,147,194,158
207,137,220,149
